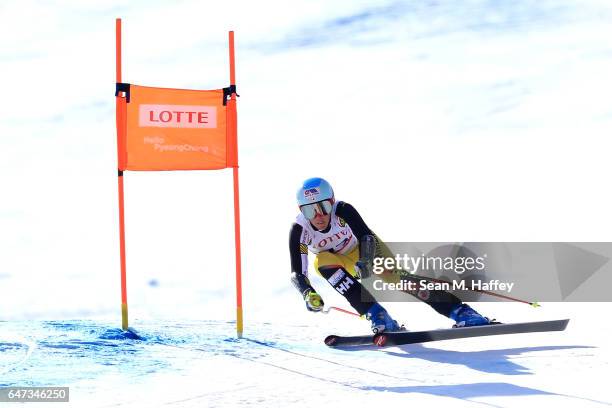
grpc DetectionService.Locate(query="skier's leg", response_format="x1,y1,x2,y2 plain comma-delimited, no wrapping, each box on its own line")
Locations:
315,251,400,332
398,275,462,316
373,235,488,325
372,236,461,315
399,274,489,326
314,251,375,316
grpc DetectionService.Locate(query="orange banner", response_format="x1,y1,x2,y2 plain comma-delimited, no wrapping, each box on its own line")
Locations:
117,84,237,171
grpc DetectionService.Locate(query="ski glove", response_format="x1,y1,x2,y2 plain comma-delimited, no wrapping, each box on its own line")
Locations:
304,289,324,312
355,234,376,279
355,260,373,280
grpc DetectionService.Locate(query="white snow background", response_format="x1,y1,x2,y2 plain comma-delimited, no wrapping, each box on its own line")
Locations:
1,0,611,406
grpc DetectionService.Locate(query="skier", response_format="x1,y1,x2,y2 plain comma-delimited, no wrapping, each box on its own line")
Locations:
289,177,492,333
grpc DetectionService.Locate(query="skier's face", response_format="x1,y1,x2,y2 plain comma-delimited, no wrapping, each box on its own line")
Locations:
311,211,331,230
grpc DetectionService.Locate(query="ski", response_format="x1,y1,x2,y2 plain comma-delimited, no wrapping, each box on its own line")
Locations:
324,319,569,347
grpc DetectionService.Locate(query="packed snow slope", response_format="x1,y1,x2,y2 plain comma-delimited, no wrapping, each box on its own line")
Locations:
1,303,611,407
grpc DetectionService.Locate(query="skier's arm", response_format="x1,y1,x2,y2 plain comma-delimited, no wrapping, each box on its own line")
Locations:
335,201,376,278
334,201,374,241
289,222,314,295
289,223,324,311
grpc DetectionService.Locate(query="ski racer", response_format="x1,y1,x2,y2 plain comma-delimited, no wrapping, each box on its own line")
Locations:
289,177,492,333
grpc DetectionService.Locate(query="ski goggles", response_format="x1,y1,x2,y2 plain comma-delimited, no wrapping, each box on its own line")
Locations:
300,200,333,220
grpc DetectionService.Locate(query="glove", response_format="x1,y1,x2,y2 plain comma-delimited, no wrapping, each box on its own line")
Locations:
304,289,324,312
354,260,372,280
355,234,376,279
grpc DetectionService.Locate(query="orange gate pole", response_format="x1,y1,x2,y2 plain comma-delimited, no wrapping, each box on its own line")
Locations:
228,31,243,337
115,18,129,331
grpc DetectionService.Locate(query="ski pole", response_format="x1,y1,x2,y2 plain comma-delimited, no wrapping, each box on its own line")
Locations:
322,306,365,318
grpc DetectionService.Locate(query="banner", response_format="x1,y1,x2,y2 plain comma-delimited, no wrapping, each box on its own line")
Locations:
117,84,238,171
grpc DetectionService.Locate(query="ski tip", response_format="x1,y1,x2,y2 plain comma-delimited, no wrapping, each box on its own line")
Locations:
324,335,338,346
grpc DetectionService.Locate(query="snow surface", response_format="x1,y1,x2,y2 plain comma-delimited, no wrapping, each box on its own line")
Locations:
1,0,612,406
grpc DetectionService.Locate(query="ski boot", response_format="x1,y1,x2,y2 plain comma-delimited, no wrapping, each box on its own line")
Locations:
450,303,490,327
366,303,401,334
